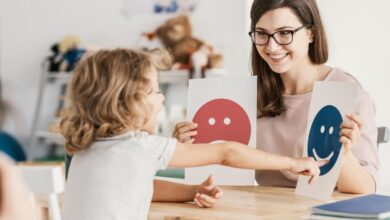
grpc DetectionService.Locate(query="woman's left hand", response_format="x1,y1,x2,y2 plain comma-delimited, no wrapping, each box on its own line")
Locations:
339,114,363,152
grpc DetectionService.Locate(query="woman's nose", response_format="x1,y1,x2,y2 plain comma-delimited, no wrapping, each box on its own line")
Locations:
266,37,281,52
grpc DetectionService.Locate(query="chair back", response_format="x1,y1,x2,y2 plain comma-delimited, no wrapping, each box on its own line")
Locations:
18,165,65,220
378,126,389,146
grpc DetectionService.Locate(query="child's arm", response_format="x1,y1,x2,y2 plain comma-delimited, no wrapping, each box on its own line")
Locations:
169,142,326,184
152,175,222,208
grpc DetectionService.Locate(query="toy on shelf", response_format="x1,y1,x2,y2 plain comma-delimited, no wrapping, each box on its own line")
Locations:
46,35,85,73
141,15,223,78
58,35,85,72
47,44,63,72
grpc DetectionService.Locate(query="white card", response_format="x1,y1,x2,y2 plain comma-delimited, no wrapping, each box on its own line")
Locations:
185,76,257,185
295,81,358,201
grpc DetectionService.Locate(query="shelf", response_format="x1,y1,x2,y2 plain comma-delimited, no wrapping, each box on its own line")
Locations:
36,131,64,144
159,68,227,84
159,70,189,84
43,69,227,84
46,72,71,80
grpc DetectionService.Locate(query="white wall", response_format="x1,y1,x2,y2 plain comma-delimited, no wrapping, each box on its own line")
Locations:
317,0,390,192
0,0,250,153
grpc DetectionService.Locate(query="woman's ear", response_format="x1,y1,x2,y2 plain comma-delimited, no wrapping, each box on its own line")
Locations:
308,28,314,43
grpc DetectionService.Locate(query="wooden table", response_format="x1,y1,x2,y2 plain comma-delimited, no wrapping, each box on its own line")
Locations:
149,186,356,220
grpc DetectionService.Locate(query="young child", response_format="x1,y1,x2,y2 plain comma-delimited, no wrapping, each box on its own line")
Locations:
60,48,325,220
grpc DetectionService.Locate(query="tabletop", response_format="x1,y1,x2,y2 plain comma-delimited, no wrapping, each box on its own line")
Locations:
149,186,357,220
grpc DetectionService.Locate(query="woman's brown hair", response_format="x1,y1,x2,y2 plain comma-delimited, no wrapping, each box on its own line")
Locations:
250,0,328,117
60,48,172,154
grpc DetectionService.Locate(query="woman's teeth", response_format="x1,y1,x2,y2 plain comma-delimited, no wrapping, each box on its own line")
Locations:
269,53,288,60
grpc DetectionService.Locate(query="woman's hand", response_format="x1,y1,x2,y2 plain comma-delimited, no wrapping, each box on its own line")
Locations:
193,175,223,208
339,114,363,152
289,157,328,184
172,121,198,143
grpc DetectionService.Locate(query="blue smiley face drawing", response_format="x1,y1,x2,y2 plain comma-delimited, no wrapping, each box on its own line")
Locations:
307,105,343,176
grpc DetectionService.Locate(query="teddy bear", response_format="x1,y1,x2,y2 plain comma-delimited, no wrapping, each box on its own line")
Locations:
151,15,223,78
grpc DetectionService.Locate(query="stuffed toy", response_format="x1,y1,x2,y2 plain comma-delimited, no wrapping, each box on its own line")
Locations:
46,35,85,72
154,0,178,13
153,0,196,14
47,43,63,72
58,35,85,72
153,15,223,78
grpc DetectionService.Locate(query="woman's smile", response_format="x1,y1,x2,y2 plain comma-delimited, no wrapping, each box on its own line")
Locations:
267,52,289,63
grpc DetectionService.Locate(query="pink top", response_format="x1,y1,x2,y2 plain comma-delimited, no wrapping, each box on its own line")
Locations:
255,68,380,189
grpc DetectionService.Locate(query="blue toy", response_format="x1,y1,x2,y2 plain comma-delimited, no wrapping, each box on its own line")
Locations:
58,35,85,72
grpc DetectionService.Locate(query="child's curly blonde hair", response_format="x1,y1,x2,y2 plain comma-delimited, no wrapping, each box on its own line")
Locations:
60,48,172,154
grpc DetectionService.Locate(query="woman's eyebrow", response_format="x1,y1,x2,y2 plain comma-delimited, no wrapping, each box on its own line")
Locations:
254,26,295,31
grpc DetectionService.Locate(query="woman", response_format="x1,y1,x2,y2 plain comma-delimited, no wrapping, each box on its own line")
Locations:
173,0,379,194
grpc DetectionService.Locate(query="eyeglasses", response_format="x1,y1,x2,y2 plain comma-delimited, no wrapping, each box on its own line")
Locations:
248,25,311,46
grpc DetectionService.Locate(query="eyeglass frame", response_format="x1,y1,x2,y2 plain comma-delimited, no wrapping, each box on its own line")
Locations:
248,24,313,46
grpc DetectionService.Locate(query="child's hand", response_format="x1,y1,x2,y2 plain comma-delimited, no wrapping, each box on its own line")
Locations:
290,158,328,184
172,121,198,143
339,114,362,152
193,175,223,208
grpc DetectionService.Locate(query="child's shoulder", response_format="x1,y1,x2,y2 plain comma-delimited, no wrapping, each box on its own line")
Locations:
140,133,177,148
120,131,173,143
95,131,176,150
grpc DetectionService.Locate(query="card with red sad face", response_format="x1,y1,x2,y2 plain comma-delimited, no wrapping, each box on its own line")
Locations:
185,76,257,185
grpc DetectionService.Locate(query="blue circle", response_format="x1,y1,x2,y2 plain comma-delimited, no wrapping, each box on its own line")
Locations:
307,105,342,175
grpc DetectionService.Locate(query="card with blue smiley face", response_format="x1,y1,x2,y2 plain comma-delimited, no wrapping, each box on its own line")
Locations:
307,105,343,176
296,81,357,201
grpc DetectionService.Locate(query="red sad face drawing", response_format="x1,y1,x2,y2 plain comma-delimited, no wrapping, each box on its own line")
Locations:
192,98,251,144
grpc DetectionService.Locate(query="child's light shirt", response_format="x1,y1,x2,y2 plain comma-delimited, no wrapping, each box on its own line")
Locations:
62,131,177,220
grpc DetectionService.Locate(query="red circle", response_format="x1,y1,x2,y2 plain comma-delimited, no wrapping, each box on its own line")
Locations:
192,98,251,144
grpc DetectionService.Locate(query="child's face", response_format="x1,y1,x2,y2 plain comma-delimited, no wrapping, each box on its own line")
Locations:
142,67,165,134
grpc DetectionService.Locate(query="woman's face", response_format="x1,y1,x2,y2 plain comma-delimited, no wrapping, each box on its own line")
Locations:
254,7,313,74
143,67,165,134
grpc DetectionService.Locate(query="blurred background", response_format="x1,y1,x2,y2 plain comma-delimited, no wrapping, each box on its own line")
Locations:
0,0,389,192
